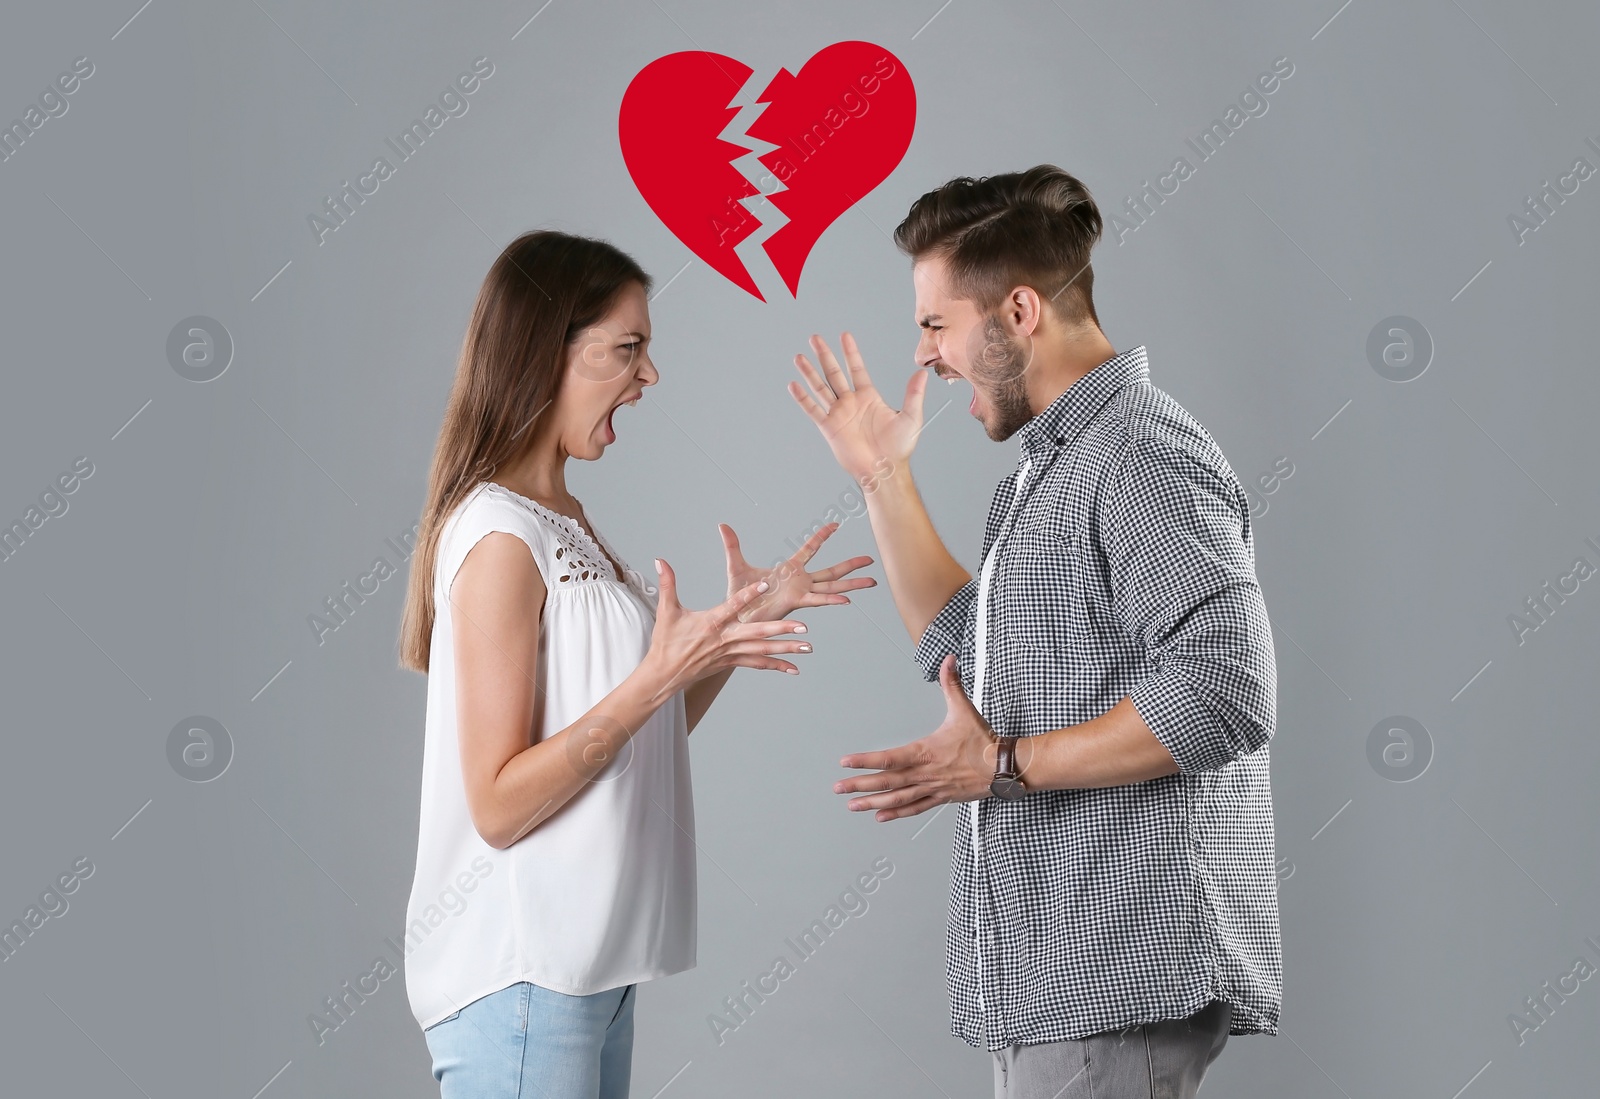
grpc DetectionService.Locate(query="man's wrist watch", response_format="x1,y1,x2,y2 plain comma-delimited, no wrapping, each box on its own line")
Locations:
989,735,1027,800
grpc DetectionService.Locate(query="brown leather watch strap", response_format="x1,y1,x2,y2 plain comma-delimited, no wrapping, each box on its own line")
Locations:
995,735,1017,779
989,735,1025,800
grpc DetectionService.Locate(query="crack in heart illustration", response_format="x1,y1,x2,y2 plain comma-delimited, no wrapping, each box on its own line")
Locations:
619,42,916,301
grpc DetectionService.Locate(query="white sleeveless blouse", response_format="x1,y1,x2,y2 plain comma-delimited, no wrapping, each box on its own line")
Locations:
403,480,696,1031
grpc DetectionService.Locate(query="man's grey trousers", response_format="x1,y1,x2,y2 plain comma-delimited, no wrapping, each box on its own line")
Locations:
991,998,1233,1098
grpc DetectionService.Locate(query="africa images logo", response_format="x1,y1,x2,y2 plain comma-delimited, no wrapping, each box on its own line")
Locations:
619,41,916,301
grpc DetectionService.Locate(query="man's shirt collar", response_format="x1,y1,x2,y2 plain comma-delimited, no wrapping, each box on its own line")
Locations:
1017,345,1150,464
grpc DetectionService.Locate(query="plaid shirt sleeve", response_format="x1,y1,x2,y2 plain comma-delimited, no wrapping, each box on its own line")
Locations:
1104,434,1277,773
912,578,978,682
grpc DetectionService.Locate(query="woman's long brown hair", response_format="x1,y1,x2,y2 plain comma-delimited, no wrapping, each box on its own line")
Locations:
398,230,651,672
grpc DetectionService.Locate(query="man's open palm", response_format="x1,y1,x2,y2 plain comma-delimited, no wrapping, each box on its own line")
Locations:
789,331,928,484
834,654,998,821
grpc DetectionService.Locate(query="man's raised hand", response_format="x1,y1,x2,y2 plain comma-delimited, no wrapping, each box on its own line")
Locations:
789,331,927,486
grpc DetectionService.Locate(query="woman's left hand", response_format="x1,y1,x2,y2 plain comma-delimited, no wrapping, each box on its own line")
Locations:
720,521,875,623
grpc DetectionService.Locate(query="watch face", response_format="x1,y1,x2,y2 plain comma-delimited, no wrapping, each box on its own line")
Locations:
990,775,1026,800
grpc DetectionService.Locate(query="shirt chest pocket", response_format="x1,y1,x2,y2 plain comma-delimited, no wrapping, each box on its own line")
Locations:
999,525,1087,654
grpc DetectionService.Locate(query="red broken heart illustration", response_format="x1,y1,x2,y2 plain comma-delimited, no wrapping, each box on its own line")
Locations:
619,42,916,301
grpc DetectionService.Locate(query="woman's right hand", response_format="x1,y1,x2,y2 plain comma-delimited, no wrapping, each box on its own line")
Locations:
643,557,812,698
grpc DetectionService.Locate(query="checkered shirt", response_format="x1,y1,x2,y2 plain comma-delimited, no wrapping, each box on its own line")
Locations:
912,344,1281,1050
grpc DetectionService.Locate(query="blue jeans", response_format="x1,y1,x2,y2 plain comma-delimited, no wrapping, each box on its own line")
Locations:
422,980,636,1098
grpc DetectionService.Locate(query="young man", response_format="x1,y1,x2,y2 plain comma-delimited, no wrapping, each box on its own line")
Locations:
789,165,1281,1098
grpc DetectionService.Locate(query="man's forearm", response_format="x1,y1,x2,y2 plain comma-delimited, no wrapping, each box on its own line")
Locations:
862,460,971,643
1015,695,1181,790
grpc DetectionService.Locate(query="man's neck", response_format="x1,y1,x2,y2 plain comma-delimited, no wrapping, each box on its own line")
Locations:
1028,327,1118,416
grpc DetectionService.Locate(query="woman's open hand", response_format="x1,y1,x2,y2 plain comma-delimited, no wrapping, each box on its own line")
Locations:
644,560,813,700
719,520,876,622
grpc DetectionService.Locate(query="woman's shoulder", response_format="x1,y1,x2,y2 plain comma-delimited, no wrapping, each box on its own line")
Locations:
435,482,551,598
444,481,546,543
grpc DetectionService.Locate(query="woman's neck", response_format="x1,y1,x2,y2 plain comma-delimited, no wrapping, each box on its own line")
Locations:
492,441,575,509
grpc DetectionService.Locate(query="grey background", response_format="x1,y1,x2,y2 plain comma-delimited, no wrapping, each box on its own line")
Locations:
1,0,1597,1095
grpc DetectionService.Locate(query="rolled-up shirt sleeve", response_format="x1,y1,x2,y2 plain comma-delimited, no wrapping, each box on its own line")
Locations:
1103,435,1277,773
913,578,978,682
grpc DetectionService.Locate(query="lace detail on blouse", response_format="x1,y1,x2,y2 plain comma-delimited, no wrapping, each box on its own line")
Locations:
483,482,656,597
550,528,612,584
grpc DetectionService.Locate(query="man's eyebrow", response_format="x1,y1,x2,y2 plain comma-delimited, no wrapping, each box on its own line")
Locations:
917,314,943,327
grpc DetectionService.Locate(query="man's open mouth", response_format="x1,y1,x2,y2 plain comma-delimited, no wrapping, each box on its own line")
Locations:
935,368,979,416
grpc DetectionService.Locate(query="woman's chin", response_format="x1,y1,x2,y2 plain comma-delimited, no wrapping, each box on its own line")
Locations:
572,411,622,457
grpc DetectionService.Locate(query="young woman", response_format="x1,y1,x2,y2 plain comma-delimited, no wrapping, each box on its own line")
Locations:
396,230,872,1098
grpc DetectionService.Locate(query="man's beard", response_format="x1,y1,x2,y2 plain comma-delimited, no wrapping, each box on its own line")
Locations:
969,314,1033,441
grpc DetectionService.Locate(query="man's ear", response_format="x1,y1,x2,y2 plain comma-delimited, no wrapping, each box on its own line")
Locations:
1006,285,1045,338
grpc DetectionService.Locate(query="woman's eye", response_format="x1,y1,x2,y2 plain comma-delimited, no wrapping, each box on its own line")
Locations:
620,342,640,352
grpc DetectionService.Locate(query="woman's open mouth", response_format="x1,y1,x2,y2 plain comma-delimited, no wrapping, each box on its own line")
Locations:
603,394,641,443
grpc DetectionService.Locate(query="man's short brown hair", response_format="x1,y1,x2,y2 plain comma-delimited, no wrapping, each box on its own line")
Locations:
893,164,1104,326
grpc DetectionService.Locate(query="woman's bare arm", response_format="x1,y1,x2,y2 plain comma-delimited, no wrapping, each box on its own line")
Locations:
683,668,735,734
451,534,811,847
451,533,672,849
